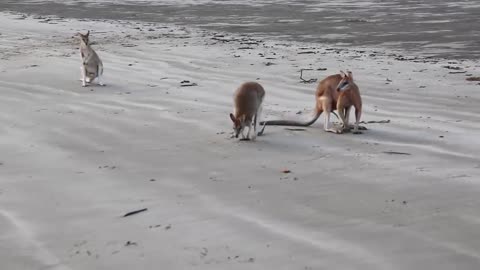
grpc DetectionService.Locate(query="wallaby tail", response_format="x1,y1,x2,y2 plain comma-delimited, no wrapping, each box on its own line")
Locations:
260,110,322,127
257,110,323,136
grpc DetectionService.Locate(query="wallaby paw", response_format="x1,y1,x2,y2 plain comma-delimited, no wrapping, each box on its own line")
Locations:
353,130,363,135
239,138,250,141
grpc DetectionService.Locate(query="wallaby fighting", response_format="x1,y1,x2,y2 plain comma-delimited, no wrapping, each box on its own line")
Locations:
230,82,266,141
260,71,364,134
75,31,105,87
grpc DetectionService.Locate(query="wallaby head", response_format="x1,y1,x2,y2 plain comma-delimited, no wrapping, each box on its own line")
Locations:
75,30,90,45
336,70,354,92
230,113,245,138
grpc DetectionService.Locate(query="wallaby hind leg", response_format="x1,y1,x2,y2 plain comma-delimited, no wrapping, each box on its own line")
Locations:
345,107,367,131
343,106,353,131
336,95,351,132
254,103,263,138
321,98,342,134
345,107,351,128
353,107,362,134
251,117,258,141
81,65,87,87
324,111,342,134
97,64,105,86
244,122,253,140
79,66,84,81
337,106,347,130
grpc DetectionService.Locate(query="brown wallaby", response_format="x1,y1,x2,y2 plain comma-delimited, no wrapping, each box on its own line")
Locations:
259,71,364,134
230,82,266,141
74,31,104,87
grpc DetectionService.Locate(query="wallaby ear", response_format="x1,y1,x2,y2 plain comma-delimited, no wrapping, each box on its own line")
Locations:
86,30,90,37
340,70,346,78
229,113,236,123
347,71,353,79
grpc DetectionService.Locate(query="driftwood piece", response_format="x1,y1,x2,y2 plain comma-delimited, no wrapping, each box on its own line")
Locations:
360,119,391,124
123,208,148,217
383,151,411,156
466,76,480,81
300,69,317,83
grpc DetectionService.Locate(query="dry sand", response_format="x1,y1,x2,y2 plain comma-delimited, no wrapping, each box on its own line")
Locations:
1,12,480,270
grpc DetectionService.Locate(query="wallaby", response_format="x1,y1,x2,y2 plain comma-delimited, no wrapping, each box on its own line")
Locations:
335,71,364,134
75,31,104,87
230,82,266,141
259,71,364,134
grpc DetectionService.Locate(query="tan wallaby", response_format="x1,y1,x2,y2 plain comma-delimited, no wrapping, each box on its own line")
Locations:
75,31,104,87
259,71,364,134
230,82,266,141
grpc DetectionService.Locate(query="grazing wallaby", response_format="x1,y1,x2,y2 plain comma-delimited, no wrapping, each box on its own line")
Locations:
75,31,104,87
230,82,266,141
259,71,364,134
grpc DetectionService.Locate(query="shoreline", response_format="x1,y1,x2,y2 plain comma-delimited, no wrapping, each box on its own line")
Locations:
1,1,479,61
4,10,480,69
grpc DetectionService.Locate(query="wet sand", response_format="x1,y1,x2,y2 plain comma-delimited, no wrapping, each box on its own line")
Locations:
1,0,479,60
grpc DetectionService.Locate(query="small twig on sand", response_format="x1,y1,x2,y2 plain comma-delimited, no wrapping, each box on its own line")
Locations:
300,69,317,83
466,76,480,81
180,80,198,87
123,208,148,217
442,65,461,70
383,151,411,155
181,83,197,87
360,119,390,124
285,128,306,131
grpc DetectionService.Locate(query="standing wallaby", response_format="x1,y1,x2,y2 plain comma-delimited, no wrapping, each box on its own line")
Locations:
75,31,104,87
230,82,266,141
335,71,363,134
259,71,364,134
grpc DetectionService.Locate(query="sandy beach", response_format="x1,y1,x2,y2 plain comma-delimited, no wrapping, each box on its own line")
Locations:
1,9,480,270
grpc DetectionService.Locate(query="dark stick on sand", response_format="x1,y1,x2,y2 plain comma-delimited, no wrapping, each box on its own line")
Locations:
383,151,411,156
123,208,148,217
300,69,317,83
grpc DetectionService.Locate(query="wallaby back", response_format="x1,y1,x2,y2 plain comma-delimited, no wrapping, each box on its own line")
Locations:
233,82,265,122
